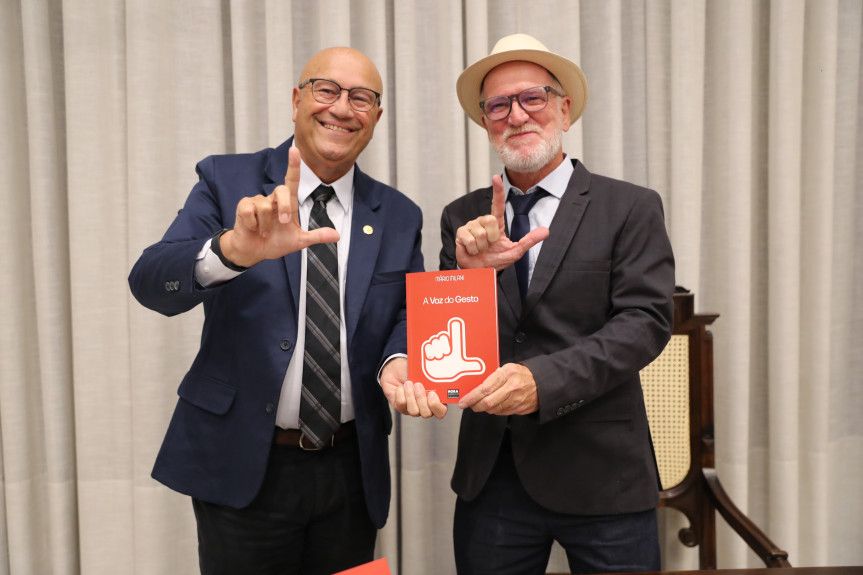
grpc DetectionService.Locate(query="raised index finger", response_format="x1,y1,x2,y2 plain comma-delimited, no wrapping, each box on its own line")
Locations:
279,147,302,224
490,174,506,229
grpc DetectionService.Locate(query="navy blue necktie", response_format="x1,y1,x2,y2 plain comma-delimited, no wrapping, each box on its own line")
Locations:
508,189,546,300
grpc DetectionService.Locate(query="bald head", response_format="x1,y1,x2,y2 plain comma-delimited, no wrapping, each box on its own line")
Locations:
300,47,382,94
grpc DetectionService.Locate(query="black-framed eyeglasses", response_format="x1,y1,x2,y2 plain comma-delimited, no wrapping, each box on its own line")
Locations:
479,85,564,121
299,78,381,112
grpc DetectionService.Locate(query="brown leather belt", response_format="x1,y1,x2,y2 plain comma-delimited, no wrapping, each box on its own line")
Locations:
273,420,356,451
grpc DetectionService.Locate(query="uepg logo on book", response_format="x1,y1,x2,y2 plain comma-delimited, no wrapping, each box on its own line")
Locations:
421,317,486,383
447,389,460,399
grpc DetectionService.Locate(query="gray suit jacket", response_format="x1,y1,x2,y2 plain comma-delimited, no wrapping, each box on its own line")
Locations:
439,159,675,514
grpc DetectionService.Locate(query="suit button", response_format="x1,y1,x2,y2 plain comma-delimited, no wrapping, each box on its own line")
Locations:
577,400,585,407
514,332,526,343
280,339,292,351
564,405,571,414
557,407,564,416
265,402,275,414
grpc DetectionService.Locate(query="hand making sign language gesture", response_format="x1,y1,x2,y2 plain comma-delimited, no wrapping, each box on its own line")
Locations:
216,146,341,268
454,174,550,271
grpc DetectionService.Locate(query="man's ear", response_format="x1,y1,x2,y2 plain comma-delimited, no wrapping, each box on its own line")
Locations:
560,96,572,132
291,87,300,122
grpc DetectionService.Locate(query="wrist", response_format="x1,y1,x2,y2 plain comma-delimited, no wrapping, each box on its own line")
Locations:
211,229,249,272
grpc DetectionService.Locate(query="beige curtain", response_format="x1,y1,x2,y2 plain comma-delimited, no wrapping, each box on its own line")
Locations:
1,0,861,573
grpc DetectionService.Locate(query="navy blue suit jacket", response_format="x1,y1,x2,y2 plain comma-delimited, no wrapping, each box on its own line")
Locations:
440,159,674,515
129,137,423,528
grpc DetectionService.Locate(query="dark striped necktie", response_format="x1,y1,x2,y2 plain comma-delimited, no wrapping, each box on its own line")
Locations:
299,184,341,449
508,189,546,300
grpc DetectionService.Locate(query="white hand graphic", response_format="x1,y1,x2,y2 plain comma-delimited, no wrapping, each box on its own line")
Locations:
421,317,485,382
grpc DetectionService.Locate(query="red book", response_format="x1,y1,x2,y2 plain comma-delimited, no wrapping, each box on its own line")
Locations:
333,558,391,574
406,268,499,403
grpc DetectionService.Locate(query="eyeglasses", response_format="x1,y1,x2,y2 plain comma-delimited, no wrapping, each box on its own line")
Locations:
299,78,381,112
479,85,564,121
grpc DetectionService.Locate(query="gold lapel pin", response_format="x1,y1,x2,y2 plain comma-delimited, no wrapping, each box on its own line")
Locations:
363,225,373,235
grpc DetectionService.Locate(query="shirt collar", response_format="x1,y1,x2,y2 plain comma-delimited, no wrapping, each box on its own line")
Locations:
502,154,574,200
296,152,354,211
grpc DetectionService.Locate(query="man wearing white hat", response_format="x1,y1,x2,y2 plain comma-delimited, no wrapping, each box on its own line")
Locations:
439,34,675,573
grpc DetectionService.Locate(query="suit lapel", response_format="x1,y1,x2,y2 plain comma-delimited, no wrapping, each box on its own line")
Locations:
263,138,303,314
344,168,382,346
499,265,523,318
521,161,592,316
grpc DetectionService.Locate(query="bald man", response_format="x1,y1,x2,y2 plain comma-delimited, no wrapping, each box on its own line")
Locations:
130,47,424,574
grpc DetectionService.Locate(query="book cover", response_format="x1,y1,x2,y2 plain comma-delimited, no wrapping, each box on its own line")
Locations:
333,558,391,575
406,268,499,403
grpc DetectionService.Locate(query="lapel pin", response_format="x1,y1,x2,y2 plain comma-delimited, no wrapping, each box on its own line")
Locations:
363,225,374,235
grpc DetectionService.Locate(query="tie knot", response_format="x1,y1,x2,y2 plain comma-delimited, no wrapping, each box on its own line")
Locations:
507,189,546,215
311,185,335,206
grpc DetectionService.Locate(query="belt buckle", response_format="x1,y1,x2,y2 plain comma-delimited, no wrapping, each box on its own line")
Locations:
298,431,335,451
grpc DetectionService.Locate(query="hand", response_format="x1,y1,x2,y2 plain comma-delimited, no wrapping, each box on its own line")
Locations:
458,362,538,416
454,174,550,270
421,317,485,382
381,358,447,419
220,147,340,268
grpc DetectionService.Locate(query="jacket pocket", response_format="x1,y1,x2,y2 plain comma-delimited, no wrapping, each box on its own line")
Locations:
177,370,237,415
559,259,611,272
370,269,408,286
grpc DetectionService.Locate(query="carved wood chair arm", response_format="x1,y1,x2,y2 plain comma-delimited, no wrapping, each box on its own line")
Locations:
702,467,792,568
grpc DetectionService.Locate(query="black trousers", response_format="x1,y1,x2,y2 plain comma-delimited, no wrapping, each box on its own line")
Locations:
193,435,376,575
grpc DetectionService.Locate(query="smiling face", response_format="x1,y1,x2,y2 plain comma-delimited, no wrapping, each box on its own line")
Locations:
481,61,571,189
292,47,383,183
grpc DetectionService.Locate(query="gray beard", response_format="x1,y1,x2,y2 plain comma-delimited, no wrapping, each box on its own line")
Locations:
493,124,563,175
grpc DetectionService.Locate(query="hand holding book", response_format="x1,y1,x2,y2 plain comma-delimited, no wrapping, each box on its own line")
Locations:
457,362,539,416
381,357,447,419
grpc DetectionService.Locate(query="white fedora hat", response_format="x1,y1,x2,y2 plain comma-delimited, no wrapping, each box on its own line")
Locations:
456,33,588,127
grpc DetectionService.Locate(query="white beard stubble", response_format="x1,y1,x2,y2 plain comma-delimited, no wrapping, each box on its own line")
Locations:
492,123,563,175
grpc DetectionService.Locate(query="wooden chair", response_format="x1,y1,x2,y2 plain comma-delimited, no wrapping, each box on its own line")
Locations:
638,286,790,569
548,288,789,574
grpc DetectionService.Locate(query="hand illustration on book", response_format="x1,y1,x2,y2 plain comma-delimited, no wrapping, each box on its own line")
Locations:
421,317,486,383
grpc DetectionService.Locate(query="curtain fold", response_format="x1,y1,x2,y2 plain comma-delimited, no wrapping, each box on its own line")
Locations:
1,1,861,573
828,1,863,567
798,1,838,565
702,0,763,568
765,0,806,557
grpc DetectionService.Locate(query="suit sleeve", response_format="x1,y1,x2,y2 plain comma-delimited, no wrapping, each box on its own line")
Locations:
128,156,230,316
439,203,459,271
439,192,489,271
